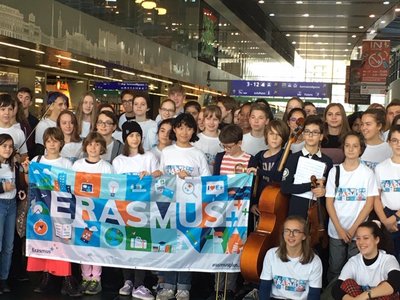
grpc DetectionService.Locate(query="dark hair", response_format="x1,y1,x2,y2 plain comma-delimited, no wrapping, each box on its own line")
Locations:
385,99,400,112
347,111,363,129
47,91,68,107
250,103,271,121
82,132,107,155
169,113,199,142
97,103,116,114
362,108,386,133
219,124,243,144
323,103,350,145
120,90,135,100
57,110,81,143
287,108,306,129
157,118,174,134
388,124,400,141
277,216,314,264
304,115,324,133
357,221,385,250
17,87,33,99
95,111,118,133
342,131,366,157
133,91,151,118
168,83,185,95
304,101,315,108
184,101,201,113
13,98,27,123
0,94,15,108
122,133,144,156
204,105,222,121
266,119,290,147
0,134,15,169
43,127,65,150
161,99,176,110
216,96,238,123
255,99,274,121
391,114,400,128
75,92,97,136
283,97,304,122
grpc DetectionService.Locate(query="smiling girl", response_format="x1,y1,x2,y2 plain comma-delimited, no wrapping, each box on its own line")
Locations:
57,110,82,163
75,92,97,138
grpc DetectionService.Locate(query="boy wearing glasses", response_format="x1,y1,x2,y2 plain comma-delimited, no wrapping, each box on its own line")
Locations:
118,90,136,128
281,115,333,219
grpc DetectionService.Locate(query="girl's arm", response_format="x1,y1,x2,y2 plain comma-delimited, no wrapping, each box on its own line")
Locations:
374,193,398,232
326,197,352,243
347,195,374,238
258,279,272,300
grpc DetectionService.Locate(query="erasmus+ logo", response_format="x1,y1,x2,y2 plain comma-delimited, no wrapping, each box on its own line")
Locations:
206,181,225,196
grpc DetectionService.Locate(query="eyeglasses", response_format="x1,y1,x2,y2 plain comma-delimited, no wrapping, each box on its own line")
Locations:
303,130,321,137
283,229,304,236
96,121,114,127
160,108,175,114
220,143,237,150
390,138,400,145
121,99,134,105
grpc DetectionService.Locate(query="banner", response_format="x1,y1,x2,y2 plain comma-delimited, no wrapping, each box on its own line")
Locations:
26,163,253,272
361,40,390,84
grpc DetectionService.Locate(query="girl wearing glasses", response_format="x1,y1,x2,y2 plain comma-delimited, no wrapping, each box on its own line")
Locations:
286,108,306,153
75,92,97,138
331,221,400,300
325,132,378,282
259,216,323,300
374,124,400,261
360,109,392,170
94,111,123,163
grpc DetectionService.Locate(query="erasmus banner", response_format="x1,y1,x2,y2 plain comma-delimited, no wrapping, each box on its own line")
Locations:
26,162,253,272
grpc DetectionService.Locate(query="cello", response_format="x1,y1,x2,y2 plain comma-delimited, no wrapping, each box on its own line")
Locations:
240,119,304,283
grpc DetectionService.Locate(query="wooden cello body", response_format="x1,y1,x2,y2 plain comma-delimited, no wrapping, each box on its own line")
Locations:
240,119,304,283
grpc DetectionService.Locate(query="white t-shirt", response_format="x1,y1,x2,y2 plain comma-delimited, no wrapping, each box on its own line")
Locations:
150,146,162,162
80,121,91,138
60,142,83,163
0,126,28,155
325,163,379,239
241,132,267,156
375,158,400,211
112,152,159,174
138,119,158,151
35,118,56,145
72,158,113,174
193,133,223,174
339,251,400,290
360,142,392,170
118,113,128,129
32,155,73,169
260,247,323,300
160,144,211,177
0,163,16,199
101,141,114,163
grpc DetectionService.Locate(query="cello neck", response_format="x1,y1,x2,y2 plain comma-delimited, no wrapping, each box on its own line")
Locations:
277,140,293,172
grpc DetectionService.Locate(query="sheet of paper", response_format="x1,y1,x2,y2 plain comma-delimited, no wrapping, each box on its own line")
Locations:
293,156,327,199
55,223,72,239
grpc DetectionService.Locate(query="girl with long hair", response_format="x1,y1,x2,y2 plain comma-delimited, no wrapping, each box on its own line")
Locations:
57,110,82,163
75,92,97,138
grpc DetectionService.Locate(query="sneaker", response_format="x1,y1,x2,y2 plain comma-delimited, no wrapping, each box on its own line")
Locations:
80,279,90,293
61,276,82,297
0,280,10,293
242,288,259,300
175,289,190,300
119,280,134,296
85,280,102,295
132,285,155,300
156,288,175,300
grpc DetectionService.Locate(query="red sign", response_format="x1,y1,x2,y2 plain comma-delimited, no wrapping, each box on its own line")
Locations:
361,40,390,84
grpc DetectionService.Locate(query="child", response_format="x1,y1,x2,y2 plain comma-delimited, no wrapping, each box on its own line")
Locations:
72,132,113,295
360,108,392,170
57,110,82,163
113,121,158,299
118,90,135,128
0,134,21,293
216,96,238,127
325,132,378,282
238,103,251,134
248,120,290,216
75,92,97,138
282,96,303,123
241,103,270,156
150,119,173,162
132,91,158,151
35,92,68,147
157,113,210,300
184,101,201,122
374,124,400,260
97,104,123,143
23,127,81,297
158,99,176,123
207,124,256,300
0,94,28,161
259,216,323,300
286,108,306,153
197,108,205,132
193,105,223,173
281,115,333,219
95,111,123,163
304,101,317,116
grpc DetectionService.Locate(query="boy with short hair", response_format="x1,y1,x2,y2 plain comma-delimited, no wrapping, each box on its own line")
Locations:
193,105,223,173
241,103,270,156
156,84,186,122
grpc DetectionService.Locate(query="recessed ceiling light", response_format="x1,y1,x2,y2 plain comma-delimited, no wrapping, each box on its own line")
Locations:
396,8,400,12
359,25,364,29
369,14,376,18
312,34,319,37
352,34,357,38
308,24,314,28
383,1,390,4
292,41,297,44
345,49,349,51
381,20,386,23
258,0,264,3
302,13,309,17
269,13,275,16
348,43,351,45
370,29,376,33
286,33,291,36
296,1,303,3
336,1,342,4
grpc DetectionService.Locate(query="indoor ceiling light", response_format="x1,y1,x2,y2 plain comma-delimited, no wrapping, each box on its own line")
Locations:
84,72,122,82
296,1,303,3
38,64,78,74
302,13,309,17
141,1,157,9
135,0,144,3
55,55,106,68
0,41,45,54
369,14,376,18
383,1,390,4
156,7,167,15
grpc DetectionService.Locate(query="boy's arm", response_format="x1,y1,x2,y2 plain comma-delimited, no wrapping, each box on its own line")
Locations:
212,152,224,175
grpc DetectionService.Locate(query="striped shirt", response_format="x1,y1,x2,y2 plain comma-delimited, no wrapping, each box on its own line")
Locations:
219,152,252,175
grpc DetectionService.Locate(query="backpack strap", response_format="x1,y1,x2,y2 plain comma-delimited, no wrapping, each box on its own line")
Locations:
37,155,42,163
335,165,340,189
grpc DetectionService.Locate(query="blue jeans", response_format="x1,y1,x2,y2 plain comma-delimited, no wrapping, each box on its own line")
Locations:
0,198,16,280
163,271,191,290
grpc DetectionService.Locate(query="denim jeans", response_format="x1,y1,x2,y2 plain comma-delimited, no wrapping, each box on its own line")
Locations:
163,271,191,290
0,198,16,280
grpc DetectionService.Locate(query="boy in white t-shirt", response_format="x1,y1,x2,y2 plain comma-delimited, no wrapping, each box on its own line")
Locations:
241,103,270,156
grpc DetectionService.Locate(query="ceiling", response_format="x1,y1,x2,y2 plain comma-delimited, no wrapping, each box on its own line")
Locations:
254,0,400,61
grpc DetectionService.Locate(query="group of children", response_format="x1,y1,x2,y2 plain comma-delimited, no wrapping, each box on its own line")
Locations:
0,86,399,300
